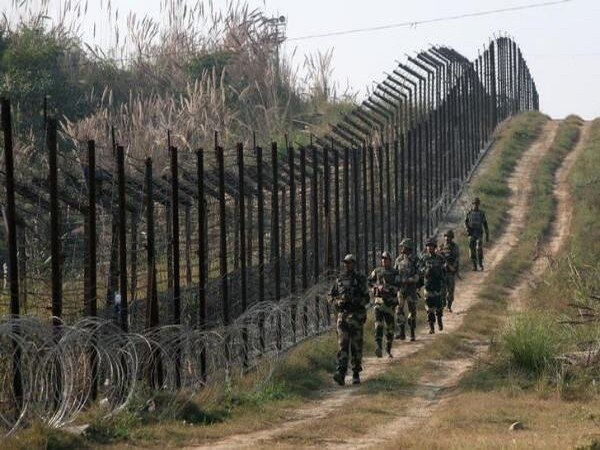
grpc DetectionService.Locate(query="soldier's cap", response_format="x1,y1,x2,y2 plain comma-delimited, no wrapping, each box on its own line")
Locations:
381,251,392,259
342,254,356,263
444,229,455,238
400,238,413,249
425,237,438,247
472,197,481,204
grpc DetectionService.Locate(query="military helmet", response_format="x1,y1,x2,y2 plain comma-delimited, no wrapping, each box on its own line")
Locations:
425,237,438,247
381,251,392,260
400,238,413,249
472,197,481,204
444,229,455,238
343,254,356,263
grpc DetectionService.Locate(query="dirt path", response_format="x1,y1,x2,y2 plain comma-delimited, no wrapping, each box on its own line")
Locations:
324,120,588,450
188,121,562,450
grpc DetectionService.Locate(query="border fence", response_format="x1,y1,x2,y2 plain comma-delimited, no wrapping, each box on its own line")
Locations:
0,36,537,433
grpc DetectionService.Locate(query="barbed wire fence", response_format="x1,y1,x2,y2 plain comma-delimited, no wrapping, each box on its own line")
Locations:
0,35,537,434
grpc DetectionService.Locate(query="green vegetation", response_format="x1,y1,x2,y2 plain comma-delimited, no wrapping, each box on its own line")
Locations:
501,311,565,375
467,111,549,240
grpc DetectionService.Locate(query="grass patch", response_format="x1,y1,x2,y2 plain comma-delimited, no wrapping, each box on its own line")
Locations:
502,311,565,375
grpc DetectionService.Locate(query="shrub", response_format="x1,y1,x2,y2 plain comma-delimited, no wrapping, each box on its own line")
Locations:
502,311,564,375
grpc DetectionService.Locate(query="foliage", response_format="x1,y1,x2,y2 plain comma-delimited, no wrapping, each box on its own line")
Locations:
1,1,351,159
502,311,565,375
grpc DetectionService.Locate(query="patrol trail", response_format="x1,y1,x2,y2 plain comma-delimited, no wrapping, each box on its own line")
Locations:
189,118,587,450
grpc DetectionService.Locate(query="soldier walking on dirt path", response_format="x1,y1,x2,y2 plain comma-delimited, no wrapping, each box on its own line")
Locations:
465,197,489,271
419,238,446,334
368,251,400,358
328,254,370,386
439,229,460,313
394,239,420,342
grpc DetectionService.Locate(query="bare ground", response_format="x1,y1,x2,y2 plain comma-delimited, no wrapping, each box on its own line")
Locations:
189,119,574,450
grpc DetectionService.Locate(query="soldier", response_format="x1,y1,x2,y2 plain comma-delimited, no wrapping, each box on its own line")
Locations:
419,237,446,334
328,254,370,386
368,251,400,358
394,238,420,342
438,229,460,313
465,197,489,271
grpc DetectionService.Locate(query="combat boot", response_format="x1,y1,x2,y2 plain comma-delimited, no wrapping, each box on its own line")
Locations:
479,262,484,271
428,313,435,334
437,314,444,331
409,318,416,341
399,324,406,340
386,341,393,358
375,342,383,358
352,371,361,385
333,372,345,386
472,260,478,271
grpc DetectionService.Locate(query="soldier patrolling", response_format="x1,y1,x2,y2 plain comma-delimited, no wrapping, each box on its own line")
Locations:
394,238,420,341
329,254,370,386
439,229,460,312
419,238,446,334
465,197,489,271
368,251,400,358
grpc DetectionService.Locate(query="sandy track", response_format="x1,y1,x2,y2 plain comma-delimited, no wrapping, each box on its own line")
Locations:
189,120,565,450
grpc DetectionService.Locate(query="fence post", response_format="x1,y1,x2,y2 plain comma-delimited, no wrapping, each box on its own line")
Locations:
333,148,340,264
311,145,321,329
288,144,297,340
256,145,265,348
170,146,181,326
393,139,399,251
384,142,391,251
343,147,350,254
270,142,282,348
237,142,248,365
377,146,384,254
1,98,23,409
86,140,98,400
196,149,207,380
300,146,308,335
399,135,406,239
323,145,333,272
47,118,62,328
352,146,360,266
145,158,158,329
362,145,369,271
369,146,376,268
216,142,229,327
116,145,128,332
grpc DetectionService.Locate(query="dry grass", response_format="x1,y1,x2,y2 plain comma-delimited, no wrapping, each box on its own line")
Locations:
380,392,600,450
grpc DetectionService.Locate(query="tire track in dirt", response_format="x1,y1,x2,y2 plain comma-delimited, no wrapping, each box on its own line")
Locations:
188,121,561,450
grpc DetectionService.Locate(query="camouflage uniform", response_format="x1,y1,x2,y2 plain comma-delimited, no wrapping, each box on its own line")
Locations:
419,238,446,334
438,230,460,312
329,256,370,384
394,240,420,341
465,198,489,270
368,259,400,357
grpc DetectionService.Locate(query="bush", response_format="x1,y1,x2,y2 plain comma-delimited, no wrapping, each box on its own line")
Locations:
502,312,564,375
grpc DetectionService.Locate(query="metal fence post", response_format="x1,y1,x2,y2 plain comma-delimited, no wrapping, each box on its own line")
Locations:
116,145,128,333
1,98,23,409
